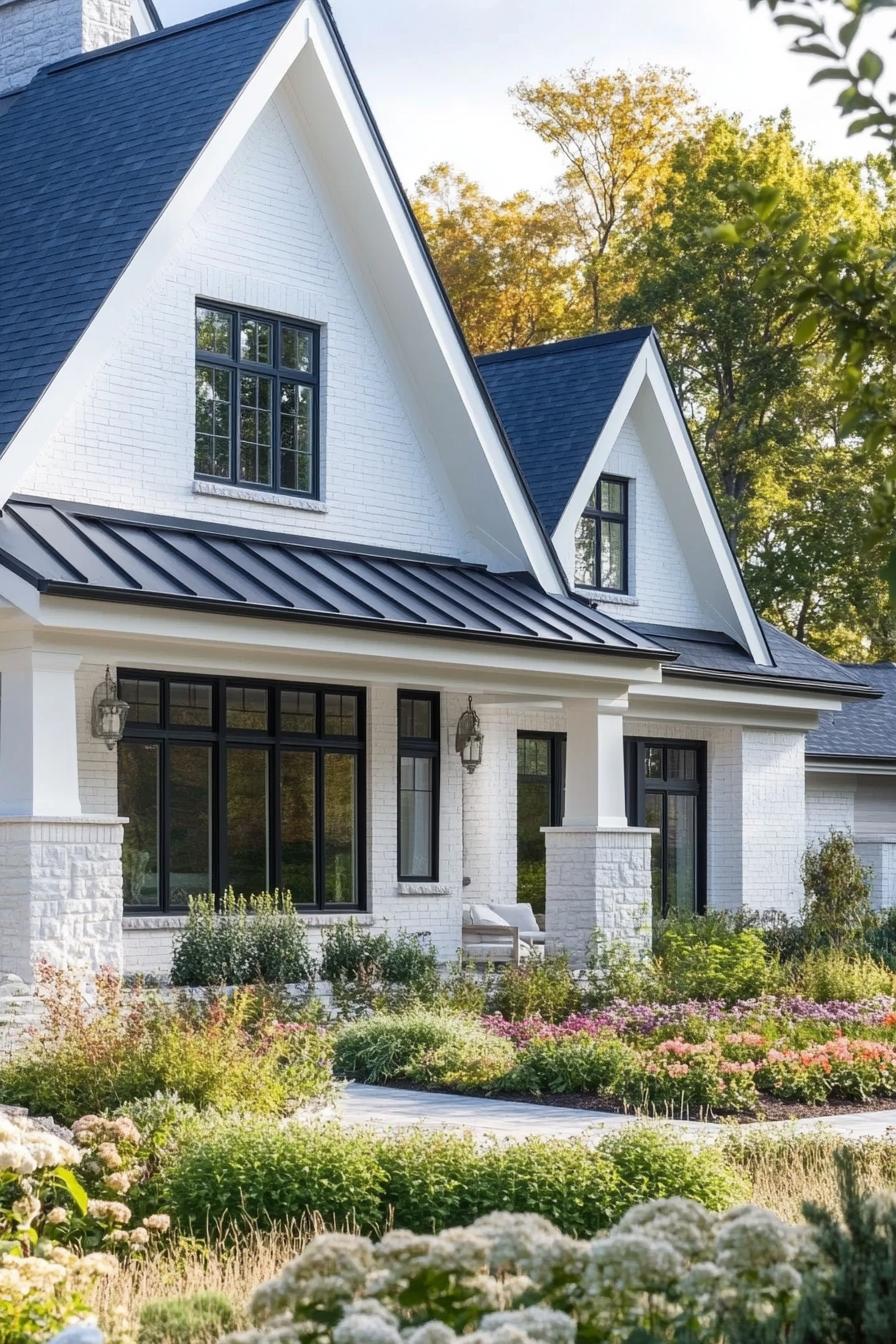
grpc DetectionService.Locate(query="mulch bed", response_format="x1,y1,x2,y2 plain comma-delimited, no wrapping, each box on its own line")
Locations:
378,1079,896,1125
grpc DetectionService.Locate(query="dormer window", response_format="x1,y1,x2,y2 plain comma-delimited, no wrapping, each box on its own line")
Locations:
574,474,628,593
194,303,319,497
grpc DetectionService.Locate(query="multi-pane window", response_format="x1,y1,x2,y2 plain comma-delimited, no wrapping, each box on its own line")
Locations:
516,733,565,920
398,692,439,881
195,303,319,497
117,673,364,913
626,739,705,919
574,474,628,592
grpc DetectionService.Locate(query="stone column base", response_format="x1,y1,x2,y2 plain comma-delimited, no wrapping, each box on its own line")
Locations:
0,817,125,980
543,825,653,968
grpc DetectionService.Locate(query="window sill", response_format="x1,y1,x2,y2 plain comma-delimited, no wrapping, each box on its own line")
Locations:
193,481,327,513
578,589,638,607
396,882,452,896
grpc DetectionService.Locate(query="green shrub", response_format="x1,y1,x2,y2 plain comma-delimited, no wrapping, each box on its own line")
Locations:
655,917,774,1002
434,952,489,1015
801,832,873,949
475,1136,622,1238
792,948,896,1002
138,1292,239,1344
585,931,660,1006
503,1031,638,1096
488,952,582,1022
0,967,332,1122
161,1115,747,1240
170,890,316,990
375,1128,481,1232
320,920,439,1016
164,1118,386,1234
333,1010,513,1089
598,1124,750,1212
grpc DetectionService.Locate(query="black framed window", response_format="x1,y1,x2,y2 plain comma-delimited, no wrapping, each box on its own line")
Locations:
626,738,706,919
195,302,320,497
398,692,439,881
117,672,364,913
516,732,566,920
574,474,628,592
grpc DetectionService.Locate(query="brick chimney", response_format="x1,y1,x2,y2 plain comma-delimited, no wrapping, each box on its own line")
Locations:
0,0,159,96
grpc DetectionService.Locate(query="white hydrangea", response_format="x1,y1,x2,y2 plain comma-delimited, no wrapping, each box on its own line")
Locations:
615,1198,716,1263
332,1302,402,1344
402,1324,459,1344
476,1308,576,1344
582,1232,686,1298
467,1213,581,1287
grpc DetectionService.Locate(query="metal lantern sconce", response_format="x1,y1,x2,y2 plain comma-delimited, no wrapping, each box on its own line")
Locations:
455,695,484,774
92,667,129,751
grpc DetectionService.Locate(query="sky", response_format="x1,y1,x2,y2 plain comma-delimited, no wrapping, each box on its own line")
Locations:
157,0,893,199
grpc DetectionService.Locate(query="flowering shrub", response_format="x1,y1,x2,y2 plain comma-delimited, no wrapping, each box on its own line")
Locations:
630,1038,760,1114
501,1031,638,1097
0,1108,174,1344
0,965,334,1123
756,1037,896,1104
223,1201,810,1344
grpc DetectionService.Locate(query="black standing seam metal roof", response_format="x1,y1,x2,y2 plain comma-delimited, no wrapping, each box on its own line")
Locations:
0,497,674,658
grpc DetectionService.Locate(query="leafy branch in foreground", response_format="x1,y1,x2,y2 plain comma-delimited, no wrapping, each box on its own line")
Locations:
723,1,896,590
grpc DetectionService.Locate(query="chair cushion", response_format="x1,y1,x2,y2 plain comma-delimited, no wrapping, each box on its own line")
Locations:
468,903,511,927
488,903,540,933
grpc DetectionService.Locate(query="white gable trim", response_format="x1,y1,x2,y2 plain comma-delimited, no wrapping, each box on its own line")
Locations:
0,0,564,594
553,336,771,666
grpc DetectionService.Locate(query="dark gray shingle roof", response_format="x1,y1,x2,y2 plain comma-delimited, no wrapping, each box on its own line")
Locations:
0,496,671,656
0,0,300,455
807,663,896,758
476,329,651,533
629,621,874,695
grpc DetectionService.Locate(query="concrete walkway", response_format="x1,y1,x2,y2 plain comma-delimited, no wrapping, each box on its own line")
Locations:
336,1083,896,1143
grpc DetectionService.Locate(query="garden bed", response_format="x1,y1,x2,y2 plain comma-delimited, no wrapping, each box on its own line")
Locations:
374,1076,896,1123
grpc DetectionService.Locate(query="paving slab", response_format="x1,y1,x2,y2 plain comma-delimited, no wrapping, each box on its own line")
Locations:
335,1084,896,1144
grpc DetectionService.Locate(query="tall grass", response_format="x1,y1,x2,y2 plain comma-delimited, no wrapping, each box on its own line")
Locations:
723,1128,896,1223
89,1215,347,1333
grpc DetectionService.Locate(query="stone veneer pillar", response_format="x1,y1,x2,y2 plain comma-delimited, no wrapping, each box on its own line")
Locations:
0,818,125,979
543,697,653,967
543,826,652,968
0,648,125,979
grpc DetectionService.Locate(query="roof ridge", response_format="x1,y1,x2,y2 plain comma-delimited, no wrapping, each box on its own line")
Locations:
44,0,299,76
475,326,653,365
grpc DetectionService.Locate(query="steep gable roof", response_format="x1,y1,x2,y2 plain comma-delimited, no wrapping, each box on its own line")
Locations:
476,328,652,533
0,0,300,456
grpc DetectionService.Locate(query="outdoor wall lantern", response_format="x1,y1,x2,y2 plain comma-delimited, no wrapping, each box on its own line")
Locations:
455,695,484,773
92,666,129,750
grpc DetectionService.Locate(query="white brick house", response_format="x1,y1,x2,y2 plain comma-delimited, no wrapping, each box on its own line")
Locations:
0,0,879,981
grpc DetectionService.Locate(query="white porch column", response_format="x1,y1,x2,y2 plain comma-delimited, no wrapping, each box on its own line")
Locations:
0,650,82,816
0,650,124,979
544,697,652,968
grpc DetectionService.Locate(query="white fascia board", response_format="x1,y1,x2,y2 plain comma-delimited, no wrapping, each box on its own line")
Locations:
629,674,842,719
553,345,649,564
807,759,896,777
0,3,314,506
32,594,666,693
301,7,563,594
641,343,770,665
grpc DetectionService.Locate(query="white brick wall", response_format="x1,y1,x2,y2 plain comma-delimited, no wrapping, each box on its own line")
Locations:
545,826,652,967
805,773,856,844
740,728,806,915
18,98,488,566
582,413,714,628
0,0,133,95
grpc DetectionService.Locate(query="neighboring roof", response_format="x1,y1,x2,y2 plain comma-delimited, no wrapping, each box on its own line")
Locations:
628,621,876,697
476,328,652,532
807,663,896,759
0,497,672,658
0,0,301,456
